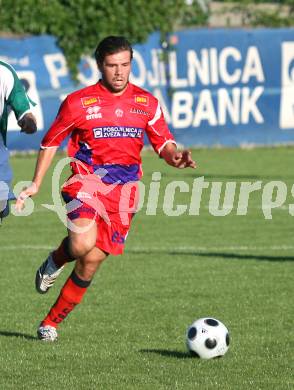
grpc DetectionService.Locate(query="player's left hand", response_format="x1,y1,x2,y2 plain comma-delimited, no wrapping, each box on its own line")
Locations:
15,182,38,212
18,113,37,134
172,150,197,169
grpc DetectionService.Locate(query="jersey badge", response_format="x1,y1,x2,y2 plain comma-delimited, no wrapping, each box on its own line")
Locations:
81,96,100,108
135,95,149,106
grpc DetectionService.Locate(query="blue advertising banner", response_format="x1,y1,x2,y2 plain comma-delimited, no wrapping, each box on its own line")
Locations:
1,29,294,149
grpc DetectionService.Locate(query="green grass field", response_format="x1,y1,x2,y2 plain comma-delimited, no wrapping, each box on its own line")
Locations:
0,147,293,389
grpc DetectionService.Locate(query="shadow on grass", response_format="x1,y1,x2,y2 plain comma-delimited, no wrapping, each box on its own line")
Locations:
140,349,193,359
0,330,37,341
185,251,294,262
127,249,294,262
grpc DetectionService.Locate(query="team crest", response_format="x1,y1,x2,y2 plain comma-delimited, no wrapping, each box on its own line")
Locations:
115,108,124,117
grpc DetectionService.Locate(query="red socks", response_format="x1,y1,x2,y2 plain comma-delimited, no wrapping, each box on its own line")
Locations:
52,237,75,268
41,271,91,328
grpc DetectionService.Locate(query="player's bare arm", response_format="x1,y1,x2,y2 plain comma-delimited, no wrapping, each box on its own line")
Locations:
160,142,196,169
15,147,58,210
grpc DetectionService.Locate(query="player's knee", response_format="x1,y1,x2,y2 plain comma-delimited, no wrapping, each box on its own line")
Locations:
86,250,108,266
69,236,96,258
75,252,108,280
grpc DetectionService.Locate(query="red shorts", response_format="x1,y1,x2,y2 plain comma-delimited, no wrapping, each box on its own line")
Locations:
61,176,139,255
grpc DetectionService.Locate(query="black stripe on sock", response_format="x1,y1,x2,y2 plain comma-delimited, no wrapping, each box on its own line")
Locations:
70,270,91,288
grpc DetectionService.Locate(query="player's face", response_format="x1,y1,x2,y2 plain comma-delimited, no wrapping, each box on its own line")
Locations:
100,50,132,95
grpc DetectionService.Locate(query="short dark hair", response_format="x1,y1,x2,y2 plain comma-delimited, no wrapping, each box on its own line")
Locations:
94,36,133,65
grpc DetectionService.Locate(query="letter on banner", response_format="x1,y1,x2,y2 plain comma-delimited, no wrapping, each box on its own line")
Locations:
43,53,68,89
280,42,294,129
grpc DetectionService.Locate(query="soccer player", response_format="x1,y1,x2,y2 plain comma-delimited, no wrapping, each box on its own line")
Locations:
0,60,37,221
16,36,196,341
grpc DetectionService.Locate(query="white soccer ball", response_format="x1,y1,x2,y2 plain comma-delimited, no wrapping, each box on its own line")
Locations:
186,317,230,359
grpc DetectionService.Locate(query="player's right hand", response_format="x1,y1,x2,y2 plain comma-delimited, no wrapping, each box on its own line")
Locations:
15,182,38,212
172,150,196,169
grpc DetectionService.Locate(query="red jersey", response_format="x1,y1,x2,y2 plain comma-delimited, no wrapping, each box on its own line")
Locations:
41,81,175,183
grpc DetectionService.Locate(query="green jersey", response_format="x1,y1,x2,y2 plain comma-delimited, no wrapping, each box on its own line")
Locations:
0,60,35,210
0,60,32,146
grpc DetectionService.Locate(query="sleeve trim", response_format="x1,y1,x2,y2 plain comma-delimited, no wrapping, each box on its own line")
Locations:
158,140,177,155
17,109,31,121
40,145,59,150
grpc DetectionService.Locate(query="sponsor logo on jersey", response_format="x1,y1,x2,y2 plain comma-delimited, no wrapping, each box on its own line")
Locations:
130,107,150,116
135,95,149,106
115,108,124,117
86,105,102,120
81,96,100,108
93,126,143,139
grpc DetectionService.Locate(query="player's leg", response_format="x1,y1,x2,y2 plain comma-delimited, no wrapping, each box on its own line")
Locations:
35,191,98,294
37,185,136,341
37,217,106,341
0,202,9,223
67,217,99,258
0,163,13,223
37,245,108,341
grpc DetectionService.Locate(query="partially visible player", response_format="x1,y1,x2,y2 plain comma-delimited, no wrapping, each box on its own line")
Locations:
0,60,37,221
16,36,196,342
